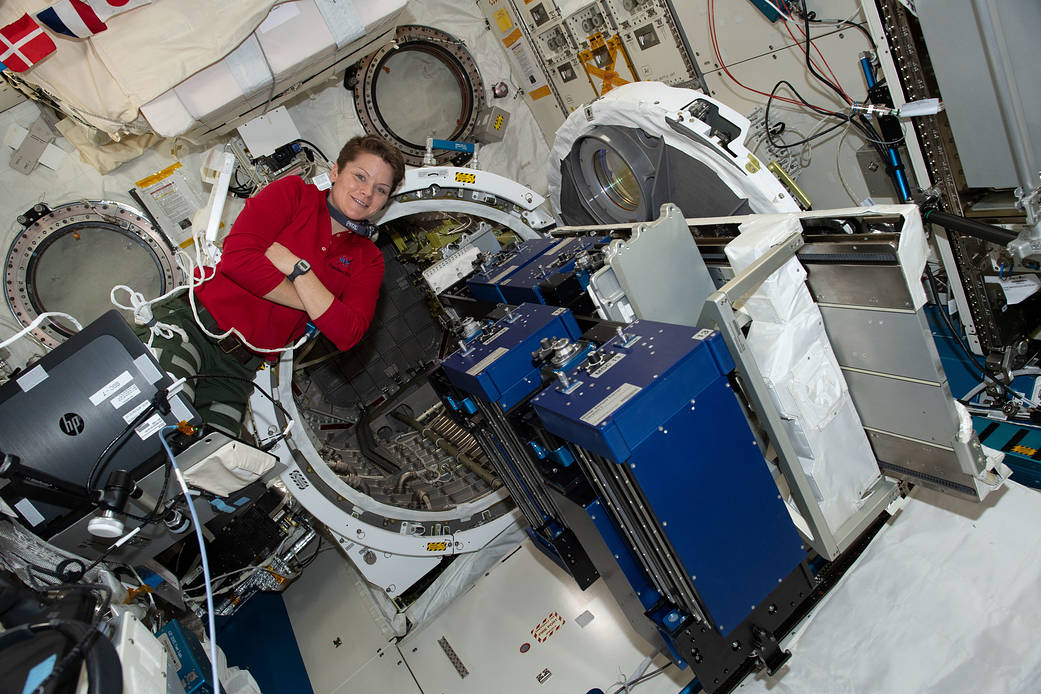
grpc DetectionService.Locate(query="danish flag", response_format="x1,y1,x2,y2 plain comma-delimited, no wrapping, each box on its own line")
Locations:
37,0,108,39
0,14,57,73
83,0,152,22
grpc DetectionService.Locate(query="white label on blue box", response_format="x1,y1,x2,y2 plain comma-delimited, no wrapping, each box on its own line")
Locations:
489,265,518,283
588,352,625,378
581,383,641,425
466,347,509,376
548,238,573,254
480,326,510,345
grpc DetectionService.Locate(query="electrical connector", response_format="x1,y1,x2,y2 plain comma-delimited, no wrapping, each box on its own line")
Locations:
898,99,943,117
177,420,199,436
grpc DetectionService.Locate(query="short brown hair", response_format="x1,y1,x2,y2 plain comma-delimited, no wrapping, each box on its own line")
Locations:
336,135,406,191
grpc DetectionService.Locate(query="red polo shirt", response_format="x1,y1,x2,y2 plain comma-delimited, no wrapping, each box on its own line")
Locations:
195,175,385,352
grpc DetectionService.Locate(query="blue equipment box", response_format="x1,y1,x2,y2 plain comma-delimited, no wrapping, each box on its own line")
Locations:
157,619,223,694
532,320,806,635
467,238,557,303
441,303,582,410
499,236,608,305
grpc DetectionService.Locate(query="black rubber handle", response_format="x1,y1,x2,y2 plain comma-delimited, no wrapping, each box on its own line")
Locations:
924,209,1017,245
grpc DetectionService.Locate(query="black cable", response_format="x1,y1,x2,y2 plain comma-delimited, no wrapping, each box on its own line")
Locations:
923,267,1006,405
765,80,850,150
798,4,876,47
800,1,851,105
86,402,158,497
294,139,332,165
849,113,904,147
30,582,113,694
293,536,324,570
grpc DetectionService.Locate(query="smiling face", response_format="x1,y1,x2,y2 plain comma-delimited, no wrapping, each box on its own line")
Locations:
328,152,396,222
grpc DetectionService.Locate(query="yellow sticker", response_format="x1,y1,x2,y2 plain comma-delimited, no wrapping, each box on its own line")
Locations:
455,172,476,184
494,7,513,34
529,85,552,100
503,27,523,47
494,114,504,130
426,541,449,552
135,162,182,189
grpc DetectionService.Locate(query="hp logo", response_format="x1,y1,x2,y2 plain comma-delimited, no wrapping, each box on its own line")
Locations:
59,413,85,436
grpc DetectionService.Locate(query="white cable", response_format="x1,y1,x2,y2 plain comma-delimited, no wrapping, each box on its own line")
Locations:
182,534,295,596
115,235,306,356
835,125,865,205
110,284,190,348
159,426,220,694
182,284,308,355
0,312,83,349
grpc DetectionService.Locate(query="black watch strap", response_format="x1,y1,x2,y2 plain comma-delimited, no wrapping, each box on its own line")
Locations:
287,259,311,282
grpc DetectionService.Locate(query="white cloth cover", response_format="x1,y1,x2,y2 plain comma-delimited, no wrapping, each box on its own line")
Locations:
0,0,282,132
547,81,799,221
736,482,1041,694
727,214,880,534
182,440,276,497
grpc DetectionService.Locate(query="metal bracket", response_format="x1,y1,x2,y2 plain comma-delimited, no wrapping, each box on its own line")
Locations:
750,624,791,676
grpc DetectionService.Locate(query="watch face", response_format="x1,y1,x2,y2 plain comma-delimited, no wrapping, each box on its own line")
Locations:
290,259,311,280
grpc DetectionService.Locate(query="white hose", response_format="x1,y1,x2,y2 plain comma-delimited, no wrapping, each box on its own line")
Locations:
0,312,83,349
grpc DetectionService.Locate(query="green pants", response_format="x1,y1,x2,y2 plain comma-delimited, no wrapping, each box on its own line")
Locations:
134,295,263,437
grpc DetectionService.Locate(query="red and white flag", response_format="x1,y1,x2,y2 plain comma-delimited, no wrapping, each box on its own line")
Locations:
83,0,152,23
0,14,57,73
36,0,108,39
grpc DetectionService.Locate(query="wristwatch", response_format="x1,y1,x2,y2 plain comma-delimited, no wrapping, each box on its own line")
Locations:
287,259,311,282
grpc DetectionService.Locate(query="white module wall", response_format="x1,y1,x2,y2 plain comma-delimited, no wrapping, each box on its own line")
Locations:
673,0,897,209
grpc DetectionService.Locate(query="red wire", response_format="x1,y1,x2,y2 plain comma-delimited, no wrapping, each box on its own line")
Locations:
706,0,842,115
789,21,851,103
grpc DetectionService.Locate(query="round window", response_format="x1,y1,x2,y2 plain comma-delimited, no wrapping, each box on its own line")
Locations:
373,45,467,148
4,202,179,347
591,146,641,212
352,26,484,166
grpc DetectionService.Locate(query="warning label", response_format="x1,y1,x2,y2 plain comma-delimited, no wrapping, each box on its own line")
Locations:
530,611,565,644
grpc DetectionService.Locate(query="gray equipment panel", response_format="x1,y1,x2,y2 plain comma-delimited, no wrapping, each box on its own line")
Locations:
599,203,716,327
916,0,1041,188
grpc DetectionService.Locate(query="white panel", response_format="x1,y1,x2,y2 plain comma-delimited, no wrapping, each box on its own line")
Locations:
699,29,888,210
739,482,1041,694
400,540,695,693
673,0,865,69
282,549,409,693
477,0,569,140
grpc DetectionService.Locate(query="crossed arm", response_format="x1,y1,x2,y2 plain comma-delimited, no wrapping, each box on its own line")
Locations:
262,241,333,319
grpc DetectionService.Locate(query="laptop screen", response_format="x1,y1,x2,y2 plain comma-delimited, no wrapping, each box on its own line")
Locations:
0,310,199,538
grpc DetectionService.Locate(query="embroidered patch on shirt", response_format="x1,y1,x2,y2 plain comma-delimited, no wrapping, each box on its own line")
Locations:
329,256,353,274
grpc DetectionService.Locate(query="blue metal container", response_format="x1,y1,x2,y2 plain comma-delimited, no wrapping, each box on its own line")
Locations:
441,303,582,410
533,320,806,634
